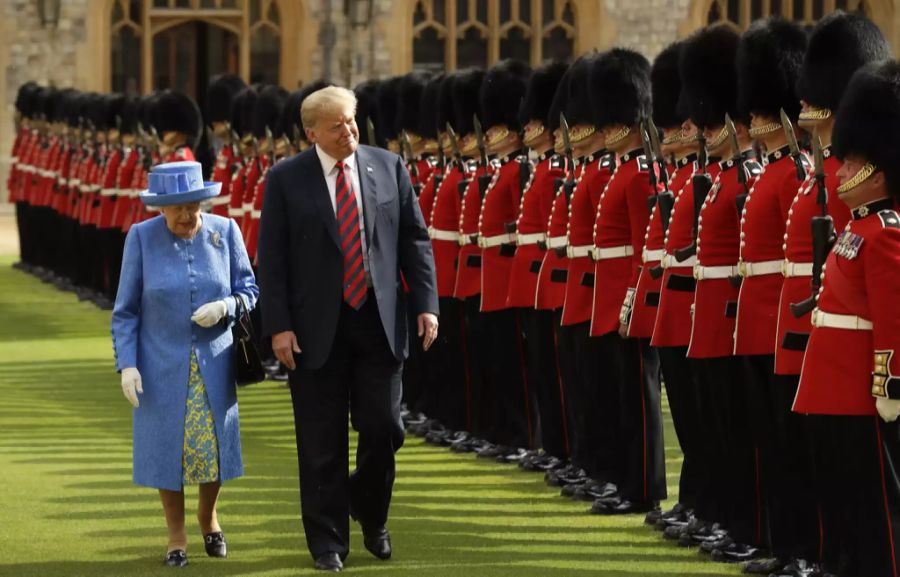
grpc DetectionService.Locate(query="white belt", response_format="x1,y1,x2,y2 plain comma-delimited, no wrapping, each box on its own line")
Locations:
783,260,813,278
591,244,634,261
70,178,82,187
19,165,35,173
429,227,460,242
517,232,546,246
738,259,784,278
566,244,594,259
242,202,253,211
38,169,53,178
811,308,873,331
479,233,516,248
251,209,262,218
642,248,665,263
130,189,141,198
664,254,696,269
694,264,738,280
57,177,67,186
208,196,230,206
546,236,567,249
89,184,101,193
228,207,244,217
100,188,117,197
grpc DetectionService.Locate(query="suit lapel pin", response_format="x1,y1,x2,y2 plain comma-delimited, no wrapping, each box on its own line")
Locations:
366,165,374,173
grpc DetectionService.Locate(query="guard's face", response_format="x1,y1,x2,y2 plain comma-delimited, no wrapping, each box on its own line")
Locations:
837,154,886,209
161,202,202,239
306,105,358,160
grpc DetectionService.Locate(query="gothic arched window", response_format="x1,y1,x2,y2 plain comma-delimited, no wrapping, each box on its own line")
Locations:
111,0,143,95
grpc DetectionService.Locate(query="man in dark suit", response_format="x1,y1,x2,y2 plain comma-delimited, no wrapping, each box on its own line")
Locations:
257,86,439,573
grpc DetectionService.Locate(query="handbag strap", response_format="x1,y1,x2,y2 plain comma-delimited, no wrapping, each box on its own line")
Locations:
234,295,255,336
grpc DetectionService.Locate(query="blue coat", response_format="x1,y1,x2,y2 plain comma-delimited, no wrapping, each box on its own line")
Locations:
112,214,259,491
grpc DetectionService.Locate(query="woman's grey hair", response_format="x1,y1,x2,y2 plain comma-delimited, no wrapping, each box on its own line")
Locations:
300,86,358,131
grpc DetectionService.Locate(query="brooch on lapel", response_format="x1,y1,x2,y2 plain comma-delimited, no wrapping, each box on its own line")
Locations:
209,230,223,248
833,230,864,260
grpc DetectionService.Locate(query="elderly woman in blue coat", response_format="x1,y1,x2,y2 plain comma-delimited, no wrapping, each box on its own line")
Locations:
111,161,258,567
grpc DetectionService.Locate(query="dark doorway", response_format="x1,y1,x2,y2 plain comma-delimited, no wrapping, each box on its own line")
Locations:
152,20,239,104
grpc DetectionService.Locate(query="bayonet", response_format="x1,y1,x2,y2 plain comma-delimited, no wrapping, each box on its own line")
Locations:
674,125,714,262
780,108,807,183
446,122,462,166
559,113,577,201
366,117,377,148
402,129,422,196
473,115,492,200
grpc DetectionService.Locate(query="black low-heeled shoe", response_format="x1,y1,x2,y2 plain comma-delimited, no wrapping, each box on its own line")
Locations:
204,532,227,558
164,549,188,567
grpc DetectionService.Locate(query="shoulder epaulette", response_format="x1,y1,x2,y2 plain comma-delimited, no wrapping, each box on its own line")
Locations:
878,209,900,229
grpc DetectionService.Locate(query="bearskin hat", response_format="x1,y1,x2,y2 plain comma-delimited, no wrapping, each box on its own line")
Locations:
833,60,900,198
419,74,444,139
452,68,485,136
65,90,86,127
15,81,40,118
519,61,568,128
651,42,684,129
396,71,430,136
251,85,288,138
155,90,202,144
139,92,161,133
119,96,140,135
679,23,742,129
206,74,247,124
376,76,402,143
353,79,380,145
797,11,891,113
480,59,531,131
102,93,128,131
437,73,457,134
49,88,74,125
229,87,257,137
547,63,574,133
565,53,598,127
737,17,807,121
87,91,110,131
589,48,652,129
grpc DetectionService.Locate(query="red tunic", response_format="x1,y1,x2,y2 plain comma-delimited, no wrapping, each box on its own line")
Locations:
479,158,522,312
561,153,614,326
535,158,574,311
648,156,700,346
776,151,850,374
17,130,38,206
209,146,236,217
97,148,123,229
454,164,488,300
239,156,261,234
228,159,248,221
591,150,656,337
794,199,900,416
417,163,443,228
735,148,808,355
50,140,73,215
430,163,469,297
7,127,26,204
508,153,563,308
245,155,271,261
688,156,761,358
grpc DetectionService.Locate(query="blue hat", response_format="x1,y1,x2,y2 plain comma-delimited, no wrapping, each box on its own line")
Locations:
140,161,221,206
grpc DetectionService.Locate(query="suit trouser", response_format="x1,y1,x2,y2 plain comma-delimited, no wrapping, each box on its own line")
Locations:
695,356,762,545
807,414,900,577
616,337,666,503
520,307,568,459
479,307,533,449
658,346,704,510
288,293,405,560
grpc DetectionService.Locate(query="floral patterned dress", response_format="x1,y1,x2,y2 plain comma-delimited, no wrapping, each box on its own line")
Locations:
182,350,219,484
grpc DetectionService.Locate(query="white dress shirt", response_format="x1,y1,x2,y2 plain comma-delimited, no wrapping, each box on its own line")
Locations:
315,144,370,280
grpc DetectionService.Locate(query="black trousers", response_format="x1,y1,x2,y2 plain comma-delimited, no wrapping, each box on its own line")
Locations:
555,316,582,468
288,294,405,560
14,202,29,265
695,356,762,545
520,307,567,459
807,414,900,577
420,296,468,430
658,346,703,510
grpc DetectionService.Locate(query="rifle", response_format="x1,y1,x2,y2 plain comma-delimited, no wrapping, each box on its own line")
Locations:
401,129,422,197
780,108,807,184
790,129,834,318
673,129,711,262
446,123,469,203
727,114,751,216
559,113,577,202
473,115,492,200
366,117,377,148
644,119,674,279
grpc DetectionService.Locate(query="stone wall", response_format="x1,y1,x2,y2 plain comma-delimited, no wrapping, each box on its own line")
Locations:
603,0,694,60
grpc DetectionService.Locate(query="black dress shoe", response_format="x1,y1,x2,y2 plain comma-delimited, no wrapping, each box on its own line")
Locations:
314,552,343,572
742,557,784,574
711,542,761,563
699,534,733,553
768,558,820,577
203,531,227,558
164,549,188,567
362,526,392,560
591,498,658,515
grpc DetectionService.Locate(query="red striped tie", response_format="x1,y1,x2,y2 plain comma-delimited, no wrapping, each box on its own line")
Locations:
335,161,367,309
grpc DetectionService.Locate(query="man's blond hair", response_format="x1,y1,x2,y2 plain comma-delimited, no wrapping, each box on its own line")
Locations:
300,86,357,131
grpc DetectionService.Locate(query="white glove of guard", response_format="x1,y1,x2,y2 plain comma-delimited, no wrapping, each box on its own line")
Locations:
121,367,143,408
191,299,228,328
876,397,900,423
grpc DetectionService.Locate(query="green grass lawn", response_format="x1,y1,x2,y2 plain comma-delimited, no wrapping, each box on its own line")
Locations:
0,256,739,576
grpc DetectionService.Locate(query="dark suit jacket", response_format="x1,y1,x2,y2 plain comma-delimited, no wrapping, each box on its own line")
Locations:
257,145,439,370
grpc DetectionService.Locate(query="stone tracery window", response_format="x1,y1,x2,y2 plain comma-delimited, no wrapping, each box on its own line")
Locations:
412,0,576,73
249,0,281,84
706,0,871,27
111,0,143,95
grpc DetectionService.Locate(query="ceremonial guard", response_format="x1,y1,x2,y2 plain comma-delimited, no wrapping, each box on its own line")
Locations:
226,87,258,230
734,18,814,575
156,90,201,164
96,93,128,307
475,60,535,459
9,82,39,270
109,96,141,303
644,41,704,529
793,59,900,577
679,24,765,561
587,48,665,516
205,74,247,216
509,61,569,471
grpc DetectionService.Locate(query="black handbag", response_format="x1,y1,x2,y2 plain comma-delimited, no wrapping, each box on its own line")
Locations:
233,295,266,387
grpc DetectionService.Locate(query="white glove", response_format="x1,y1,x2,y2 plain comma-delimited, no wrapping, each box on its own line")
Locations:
191,299,228,327
876,397,900,423
121,367,143,408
